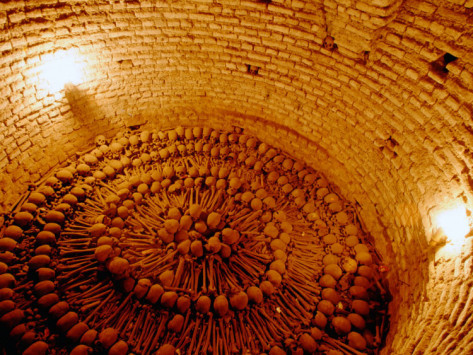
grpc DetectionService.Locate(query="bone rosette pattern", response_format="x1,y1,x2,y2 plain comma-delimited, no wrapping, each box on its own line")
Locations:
0,126,389,354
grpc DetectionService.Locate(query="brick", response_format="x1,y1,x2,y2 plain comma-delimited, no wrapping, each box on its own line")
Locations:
410,1,436,14
458,105,471,120
268,4,294,16
378,42,405,59
0,41,12,52
9,11,26,23
430,21,445,36
445,95,460,111
445,27,462,40
427,69,446,84
238,35,261,44
189,13,214,22
162,12,189,19
418,91,435,105
267,24,290,35
405,68,419,81
288,28,315,41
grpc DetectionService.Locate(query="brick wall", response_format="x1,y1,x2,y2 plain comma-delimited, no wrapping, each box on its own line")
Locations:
1,0,473,352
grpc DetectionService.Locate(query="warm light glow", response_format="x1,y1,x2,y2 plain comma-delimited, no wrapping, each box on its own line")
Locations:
436,205,470,247
39,49,85,93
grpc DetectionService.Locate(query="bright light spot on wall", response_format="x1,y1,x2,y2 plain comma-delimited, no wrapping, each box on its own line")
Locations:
39,49,85,93
436,205,470,248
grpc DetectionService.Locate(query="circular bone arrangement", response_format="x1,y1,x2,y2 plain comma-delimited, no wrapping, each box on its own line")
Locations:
0,126,389,354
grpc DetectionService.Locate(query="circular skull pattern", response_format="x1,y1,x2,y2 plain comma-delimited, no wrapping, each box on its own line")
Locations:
0,126,389,355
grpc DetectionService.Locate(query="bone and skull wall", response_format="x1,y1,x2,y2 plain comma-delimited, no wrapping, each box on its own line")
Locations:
1,0,473,353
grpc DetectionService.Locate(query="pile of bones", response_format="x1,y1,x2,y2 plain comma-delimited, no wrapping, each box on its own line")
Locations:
0,126,390,355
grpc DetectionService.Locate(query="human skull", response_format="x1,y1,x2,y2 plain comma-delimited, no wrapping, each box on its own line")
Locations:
76,163,91,176
140,130,151,143
99,144,112,159
185,128,194,141
219,146,230,159
149,151,158,161
175,126,185,139
291,188,305,201
202,143,212,155
175,165,187,178
140,153,151,164
219,133,228,144
194,141,203,154
186,143,195,155
109,142,123,155
123,128,133,138
238,134,249,146
168,144,178,157
237,152,247,164
168,130,178,142
55,203,73,216
45,176,62,189
95,135,106,146
140,142,150,153
263,161,276,173
228,134,238,144
39,183,59,199
292,161,304,174
253,160,263,171
245,155,256,168
273,154,285,164
246,137,257,150
282,158,294,171
210,146,220,158
210,130,220,142
263,148,278,163
177,144,187,156
158,148,170,160
193,127,202,139
129,134,140,146
202,127,213,139
92,148,104,160
323,36,336,51
157,130,167,141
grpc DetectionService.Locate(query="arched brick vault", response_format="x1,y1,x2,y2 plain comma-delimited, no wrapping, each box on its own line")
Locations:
1,0,473,353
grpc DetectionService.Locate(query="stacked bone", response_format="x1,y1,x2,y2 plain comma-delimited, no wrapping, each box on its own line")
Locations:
0,126,389,354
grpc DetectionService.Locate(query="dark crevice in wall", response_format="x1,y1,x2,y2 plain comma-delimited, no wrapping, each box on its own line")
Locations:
246,64,260,75
431,53,458,75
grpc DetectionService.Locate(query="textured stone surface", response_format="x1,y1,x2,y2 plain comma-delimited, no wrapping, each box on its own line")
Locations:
0,0,472,353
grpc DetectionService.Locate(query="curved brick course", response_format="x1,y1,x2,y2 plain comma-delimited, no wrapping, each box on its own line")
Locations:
1,0,473,352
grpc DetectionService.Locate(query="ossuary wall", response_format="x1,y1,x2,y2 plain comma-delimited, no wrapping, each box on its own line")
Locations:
1,0,473,353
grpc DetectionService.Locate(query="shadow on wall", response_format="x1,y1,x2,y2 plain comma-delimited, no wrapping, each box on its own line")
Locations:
0,86,109,213
63,84,114,147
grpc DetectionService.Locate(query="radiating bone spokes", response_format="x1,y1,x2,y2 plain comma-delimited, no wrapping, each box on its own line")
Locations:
0,126,388,355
